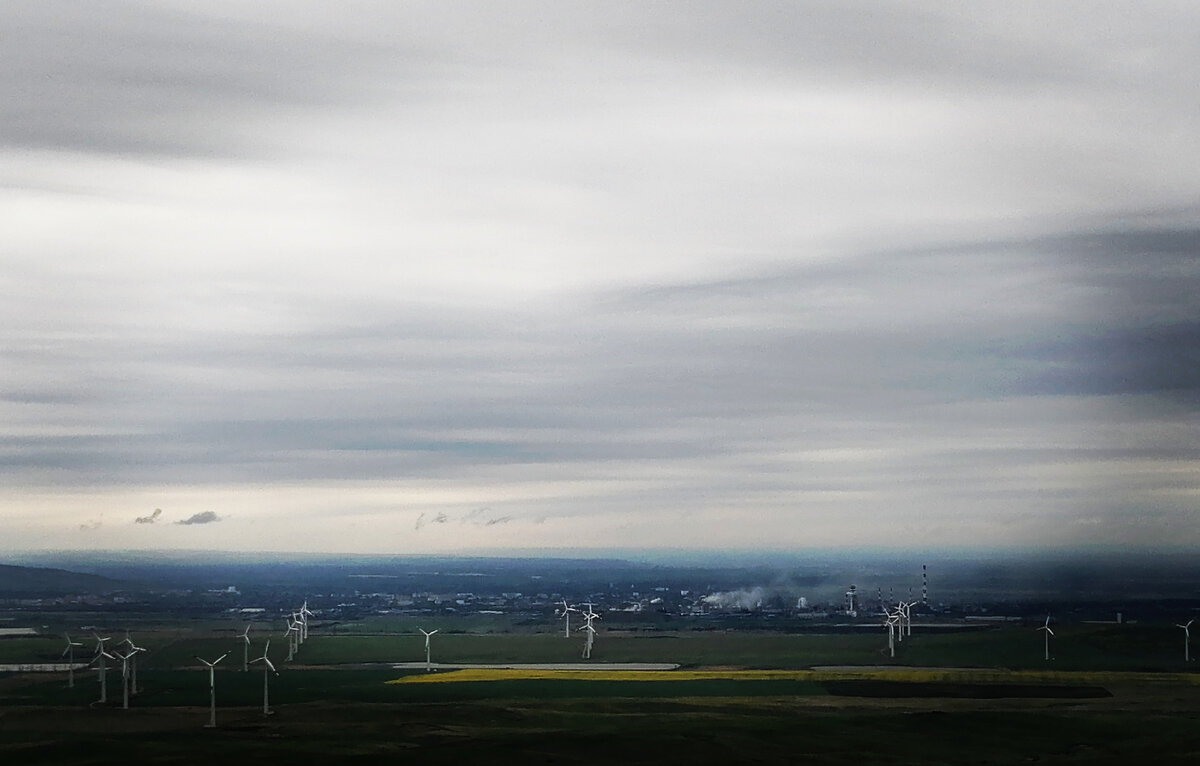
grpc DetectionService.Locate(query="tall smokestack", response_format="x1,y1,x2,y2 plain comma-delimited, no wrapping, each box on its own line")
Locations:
922,564,928,605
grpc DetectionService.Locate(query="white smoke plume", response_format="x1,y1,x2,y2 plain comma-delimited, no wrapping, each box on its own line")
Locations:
702,586,811,611
702,586,768,610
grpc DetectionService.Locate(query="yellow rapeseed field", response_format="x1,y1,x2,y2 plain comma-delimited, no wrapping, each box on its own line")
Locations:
388,668,1200,685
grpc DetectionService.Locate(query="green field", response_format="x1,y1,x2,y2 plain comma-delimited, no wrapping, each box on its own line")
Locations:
7,620,1195,673
4,617,1200,763
3,672,1200,765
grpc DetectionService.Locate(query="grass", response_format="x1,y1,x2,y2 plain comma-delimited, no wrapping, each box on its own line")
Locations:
3,688,1200,765
5,650,1200,764
6,618,1200,763
6,618,1199,673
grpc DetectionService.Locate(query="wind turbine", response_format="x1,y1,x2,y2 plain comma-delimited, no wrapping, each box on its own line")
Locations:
194,653,227,728
419,628,438,672
250,640,278,716
114,646,143,710
284,619,300,662
91,633,113,703
578,620,597,659
578,606,601,659
300,601,314,642
238,624,253,671
1177,620,1194,662
1037,615,1054,661
62,633,83,688
120,631,147,695
291,611,305,646
899,601,913,637
555,599,579,638
883,610,900,658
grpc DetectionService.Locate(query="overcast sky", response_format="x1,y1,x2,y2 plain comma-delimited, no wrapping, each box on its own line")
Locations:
2,1,1197,556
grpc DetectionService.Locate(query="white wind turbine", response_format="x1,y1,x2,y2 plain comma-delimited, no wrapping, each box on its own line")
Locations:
114,645,143,710
300,601,314,642
1038,615,1055,661
120,631,147,695
251,640,278,716
1177,620,1194,662
284,619,300,662
579,620,597,659
62,633,84,688
883,609,901,658
291,611,305,646
419,628,439,672
578,605,601,659
899,601,913,637
556,599,579,638
238,624,253,671
91,633,113,703
194,653,228,727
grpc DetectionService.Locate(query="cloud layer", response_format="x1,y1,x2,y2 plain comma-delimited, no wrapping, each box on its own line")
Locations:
1,2,1197,554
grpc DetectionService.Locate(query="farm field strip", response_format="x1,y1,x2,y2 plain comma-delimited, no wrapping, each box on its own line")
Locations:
389,666,1200,685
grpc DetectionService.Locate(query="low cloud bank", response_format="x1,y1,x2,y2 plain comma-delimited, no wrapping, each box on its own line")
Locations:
175,511,221,525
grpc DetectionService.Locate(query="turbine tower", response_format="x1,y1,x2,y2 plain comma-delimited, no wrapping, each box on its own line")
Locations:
556,599,579,638
300,601,314,642
91,634,113,703
195,654,227,727
238,624,253,671
884,609,900,658
114,646,143,710
62,633,83,689
578,605,601,659
250,640,278,716
899,601,913,637
120,631,147,695
284,619,300,662
1038,615,1055,661
1177,620,1194,662
291,611,305,646
419,628,438,672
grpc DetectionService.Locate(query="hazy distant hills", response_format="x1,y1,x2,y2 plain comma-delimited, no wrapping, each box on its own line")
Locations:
0,564,132,597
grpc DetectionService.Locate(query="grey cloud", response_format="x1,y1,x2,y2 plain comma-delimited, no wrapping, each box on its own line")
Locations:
6,2,1196,165
2,224,1196,493
175,511,222,526
0,4,425,158
416,509,512,531
414,511,449,531
134,508,162,524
